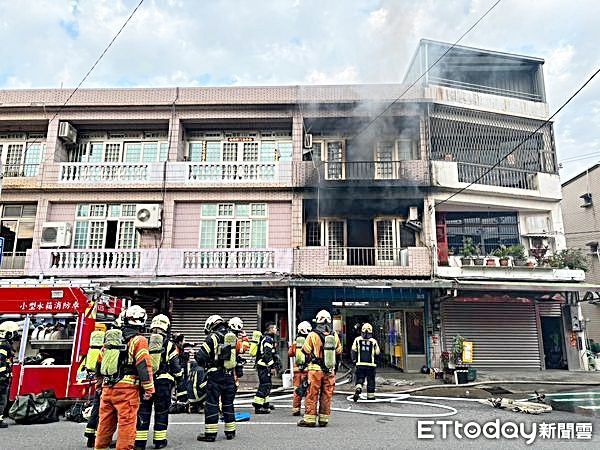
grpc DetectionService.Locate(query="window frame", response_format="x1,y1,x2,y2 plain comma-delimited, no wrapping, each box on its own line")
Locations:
198,202,269,249
73,203,139,250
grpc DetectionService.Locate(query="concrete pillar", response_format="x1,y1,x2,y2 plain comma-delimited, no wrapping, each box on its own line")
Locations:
292,108,303,162
291,193,303,249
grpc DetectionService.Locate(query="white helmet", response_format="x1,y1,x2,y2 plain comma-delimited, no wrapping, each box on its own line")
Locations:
113,310,126,328
123,305,147,328
41,357,56,366
315,310,332,324
204,315,224,334
150,314,170,333
297,321,312,335
0,321,20,340
228,317,244,332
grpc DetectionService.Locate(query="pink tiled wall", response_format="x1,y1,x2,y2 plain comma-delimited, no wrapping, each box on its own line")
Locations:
47,203,76,222
172,203,201,248
268,203,292,248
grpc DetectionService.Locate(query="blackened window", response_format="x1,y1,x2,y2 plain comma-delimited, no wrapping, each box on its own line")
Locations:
306,221,321,246
445,211,520,256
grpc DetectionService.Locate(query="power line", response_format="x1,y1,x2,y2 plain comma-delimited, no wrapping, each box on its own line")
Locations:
26,0,146,277
350,0,502,140
436,67,600,208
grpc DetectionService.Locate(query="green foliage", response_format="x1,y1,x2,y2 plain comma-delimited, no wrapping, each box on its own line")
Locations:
507,244,526,260
461,237,479,257
547,248,590,271
492,245,510,259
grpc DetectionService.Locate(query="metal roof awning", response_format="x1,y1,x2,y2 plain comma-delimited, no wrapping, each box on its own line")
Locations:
288,278,451,289
453,279,600,293
97,276,290,289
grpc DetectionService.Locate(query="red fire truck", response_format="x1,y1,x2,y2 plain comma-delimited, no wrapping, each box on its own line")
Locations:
0,285,127,401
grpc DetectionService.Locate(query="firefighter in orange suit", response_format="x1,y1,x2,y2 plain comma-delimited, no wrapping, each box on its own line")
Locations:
94,305,155,450
288,321,312,416
229,317,249,385
297,310,342,428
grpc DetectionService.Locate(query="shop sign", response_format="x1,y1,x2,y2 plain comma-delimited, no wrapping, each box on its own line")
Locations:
462,341,474,363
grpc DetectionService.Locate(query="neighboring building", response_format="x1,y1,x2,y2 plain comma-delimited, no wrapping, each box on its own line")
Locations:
561,164,600,344
0,39,593,371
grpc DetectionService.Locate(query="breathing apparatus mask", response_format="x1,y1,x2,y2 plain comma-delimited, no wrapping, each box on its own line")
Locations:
315,322,332,334
361,332,372,339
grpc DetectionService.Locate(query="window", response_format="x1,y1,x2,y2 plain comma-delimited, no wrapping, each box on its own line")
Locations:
187,133,292,163
306,221,322,246
0,137,45,177
327,220,345,261
444,212,520,256
222,143,238,161
243,142,259,161
397,139,418,160
325,141,344,180
0,203,37,269
199,203,268,249
72,137,168,163
73,203,138,249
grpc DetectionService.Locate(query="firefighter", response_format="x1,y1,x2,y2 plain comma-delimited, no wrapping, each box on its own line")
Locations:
94,305,155,450
351,323,380,401
196,315,238,442
135,314,185,450
297,310,342,428
252,322,281,414
0,321,21,429
84,323,108,447
228,317,249,385
289,321,312,416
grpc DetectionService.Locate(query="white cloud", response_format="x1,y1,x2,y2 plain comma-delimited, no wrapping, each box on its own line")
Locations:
0,0,598,180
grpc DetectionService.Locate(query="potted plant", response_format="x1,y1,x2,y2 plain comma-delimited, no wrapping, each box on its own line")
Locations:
493,245,511,266
473,243,485,266
526,257,536,268
550,248,591,271
507,244,526,266
460,238,476,266
529,244,549,267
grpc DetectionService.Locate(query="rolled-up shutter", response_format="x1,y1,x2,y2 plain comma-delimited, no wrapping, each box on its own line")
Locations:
170,299,259,347
441,299,541,369
537,301,563,317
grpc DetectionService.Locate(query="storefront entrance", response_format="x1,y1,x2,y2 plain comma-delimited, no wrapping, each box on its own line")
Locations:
339,304,426,372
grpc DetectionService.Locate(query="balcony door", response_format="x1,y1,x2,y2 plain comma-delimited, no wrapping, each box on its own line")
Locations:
374,141,395,179
375,219,401,265
323,141,345,180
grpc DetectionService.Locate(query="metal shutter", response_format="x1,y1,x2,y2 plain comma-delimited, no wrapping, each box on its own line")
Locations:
537,301,563,317
582,302,600,343
170,299,259,347
441,300,541,369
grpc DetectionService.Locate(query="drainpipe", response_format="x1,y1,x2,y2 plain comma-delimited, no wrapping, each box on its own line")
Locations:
287,287,294,376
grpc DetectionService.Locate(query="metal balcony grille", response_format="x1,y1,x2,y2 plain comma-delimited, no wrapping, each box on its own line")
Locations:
430,105,557,175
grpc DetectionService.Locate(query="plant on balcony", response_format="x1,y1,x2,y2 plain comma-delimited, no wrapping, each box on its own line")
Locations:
492,245,511,267
529,244,549,267
460,238,477,266
507,244,527,266
546,248,590,272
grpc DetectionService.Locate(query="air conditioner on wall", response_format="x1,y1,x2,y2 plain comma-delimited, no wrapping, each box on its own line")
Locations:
303,133,313,149
40,222,72,248
134,204,162,229
58,121,78,144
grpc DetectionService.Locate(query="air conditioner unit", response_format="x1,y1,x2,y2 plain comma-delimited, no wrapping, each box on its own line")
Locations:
580,193,593,208
58,121,78,144
135,204,162,229
303,133,313,149
408,206,419,222
40,222,72,248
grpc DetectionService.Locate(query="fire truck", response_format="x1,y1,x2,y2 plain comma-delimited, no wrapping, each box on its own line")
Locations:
0,284,127,401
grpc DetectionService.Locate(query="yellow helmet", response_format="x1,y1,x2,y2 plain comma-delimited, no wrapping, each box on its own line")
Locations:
150,314,170,333
361,323,373,334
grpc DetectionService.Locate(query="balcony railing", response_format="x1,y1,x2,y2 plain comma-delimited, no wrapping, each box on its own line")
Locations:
457,162,537,190
294,246,431,276
182,249,274,270
59,163,155,183
1,252,26,270
26,248,293,276
184,161,291,184
328,247,409,266
2,164,41,177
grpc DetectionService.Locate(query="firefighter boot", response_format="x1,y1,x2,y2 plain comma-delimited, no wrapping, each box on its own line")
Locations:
292,409,301,416
154,442,168,449
297,419,316,428
0,421,7,429
225,431,235,440
197,434,216,442
86,436,95,448
353,385,362,402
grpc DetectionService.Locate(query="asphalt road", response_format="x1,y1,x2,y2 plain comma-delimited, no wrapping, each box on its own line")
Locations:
2,394,599,449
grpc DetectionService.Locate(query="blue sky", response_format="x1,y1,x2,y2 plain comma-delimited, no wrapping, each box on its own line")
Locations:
0,0,598,180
